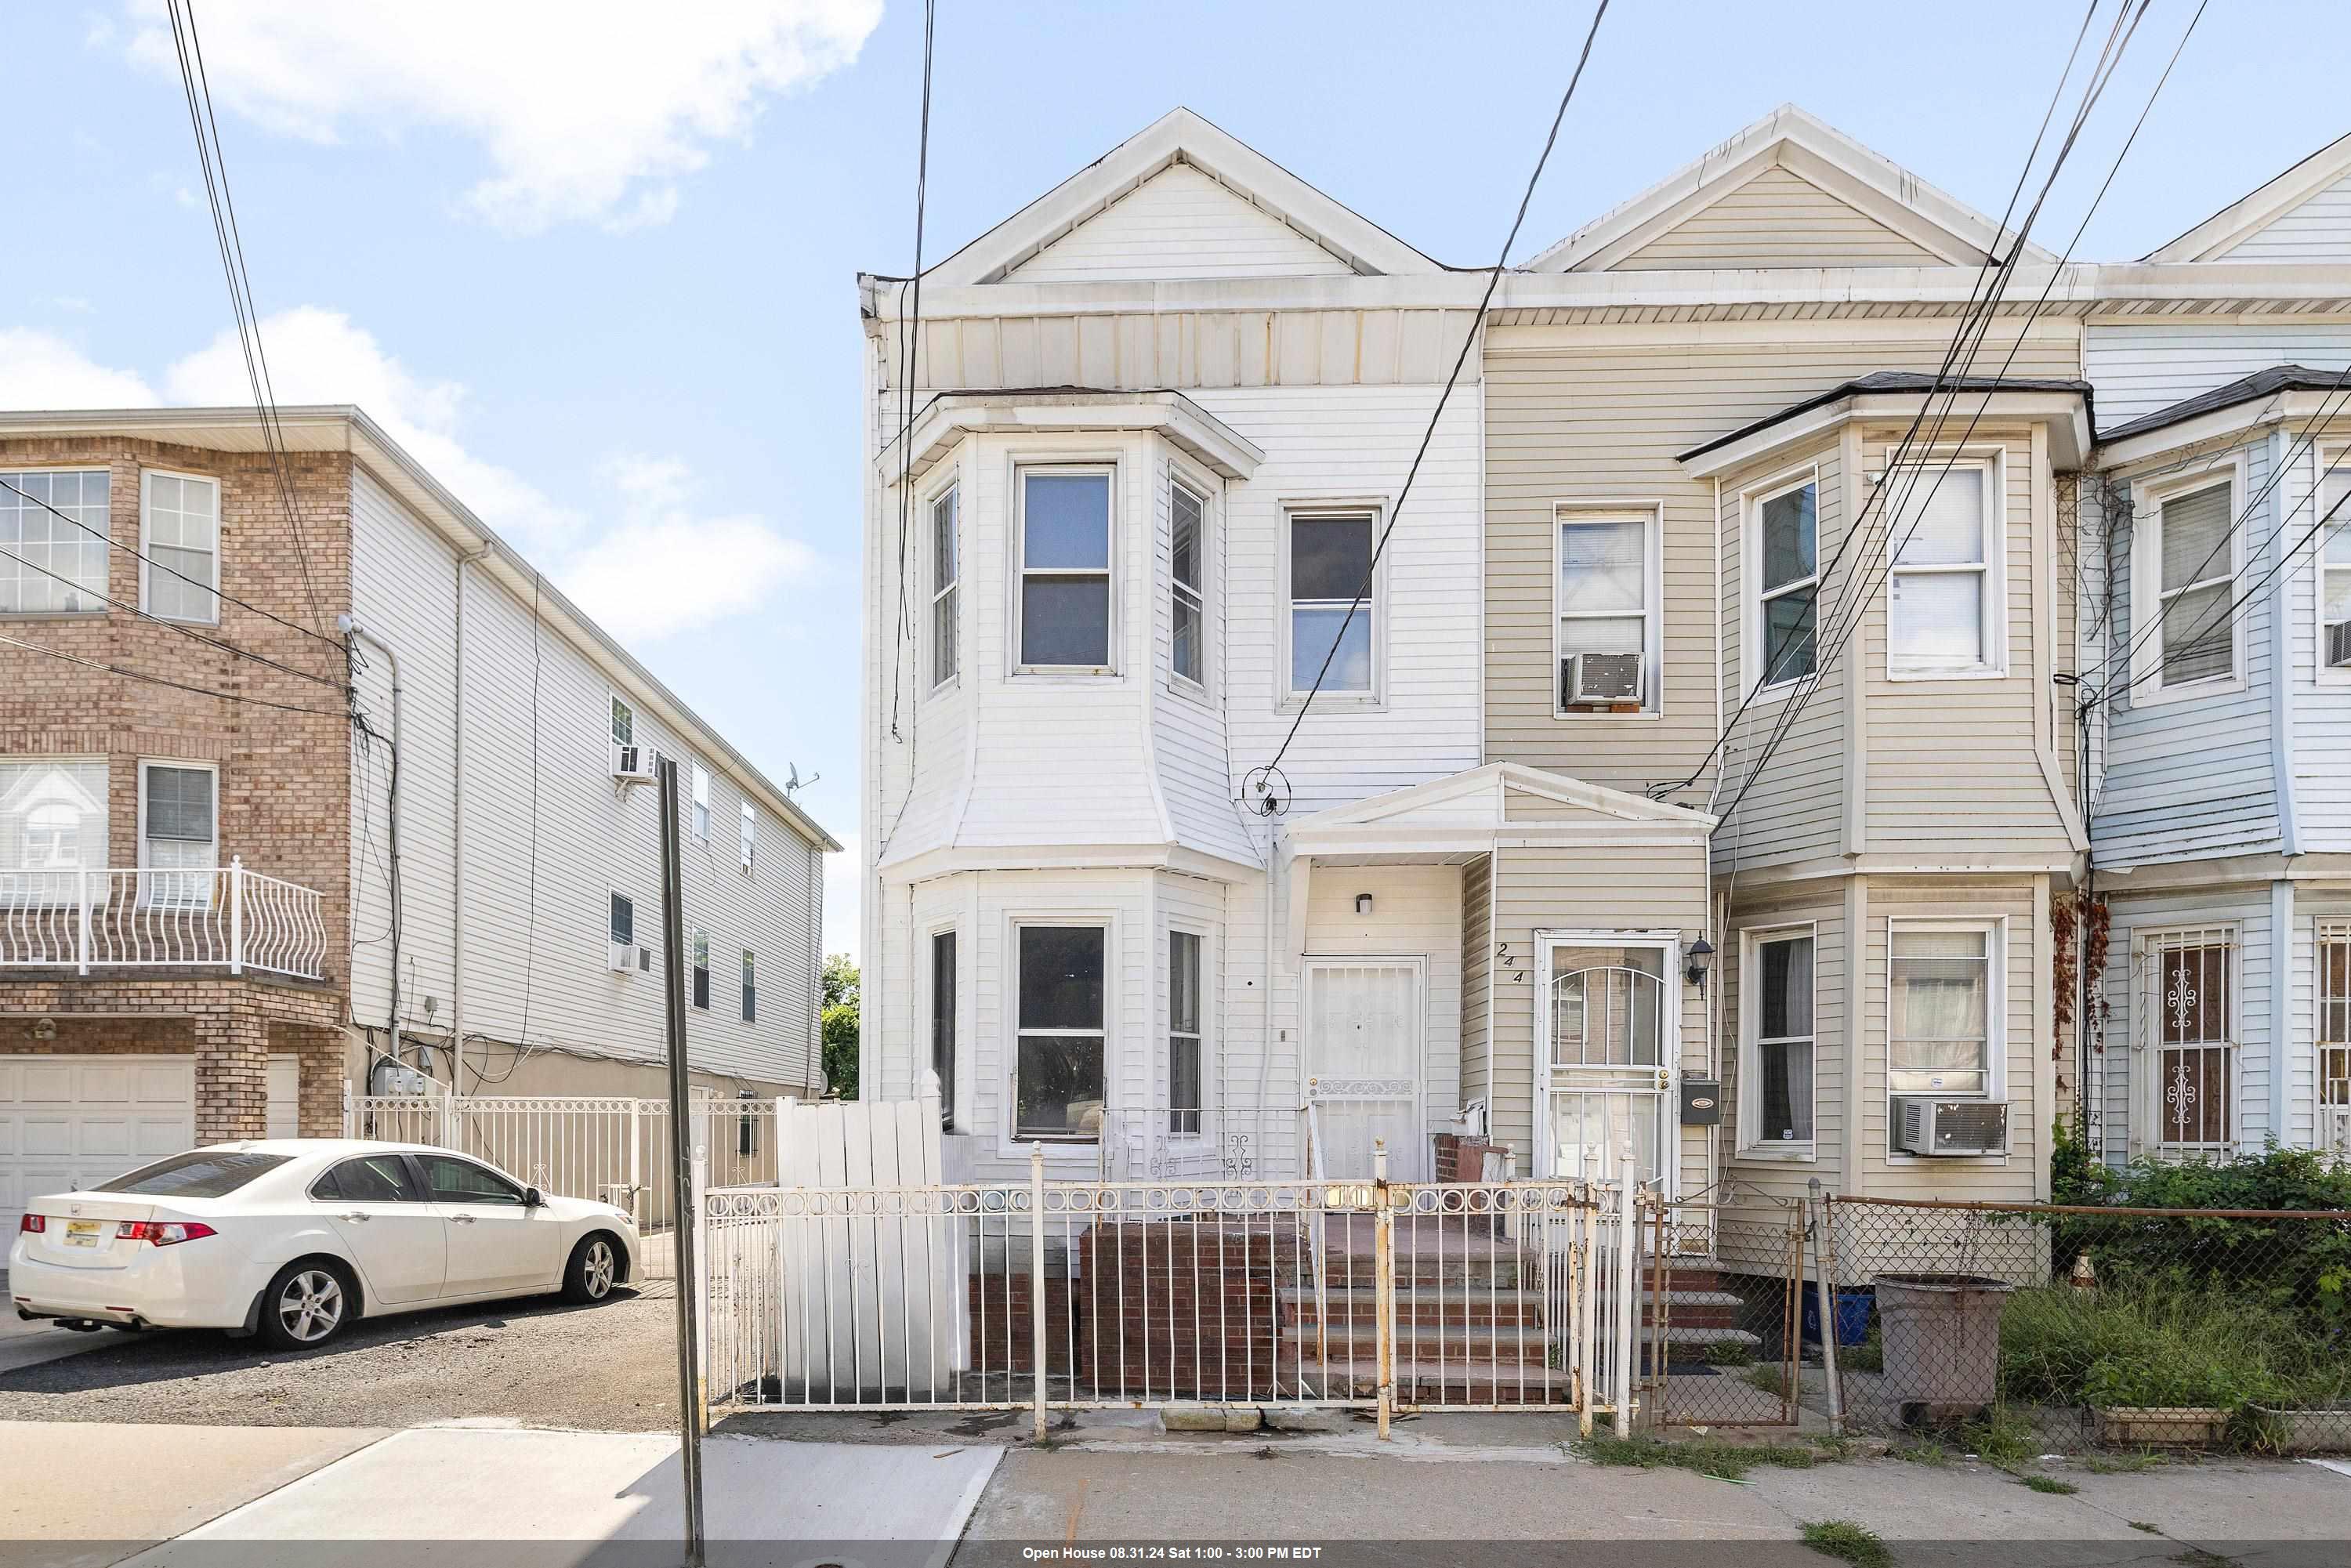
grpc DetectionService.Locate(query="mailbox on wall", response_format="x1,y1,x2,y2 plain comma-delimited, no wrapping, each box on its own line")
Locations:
1679,1077,1722,1126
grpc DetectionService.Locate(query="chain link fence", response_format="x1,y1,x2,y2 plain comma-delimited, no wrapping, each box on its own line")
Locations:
1649,1192,1809,1427
1811,1197,2351,1455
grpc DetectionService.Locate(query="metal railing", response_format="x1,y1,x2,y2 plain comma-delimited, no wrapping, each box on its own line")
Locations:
700,1143,1646,1436
0,860,326,979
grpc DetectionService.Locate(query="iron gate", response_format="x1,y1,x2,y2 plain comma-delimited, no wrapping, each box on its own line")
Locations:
1645,1192,1807,1427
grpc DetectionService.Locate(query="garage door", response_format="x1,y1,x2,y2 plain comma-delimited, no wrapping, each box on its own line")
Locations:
0,1056,197,1237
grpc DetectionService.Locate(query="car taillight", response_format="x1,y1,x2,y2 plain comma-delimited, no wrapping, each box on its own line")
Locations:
17,1215,42,1234
115,1221,216,1246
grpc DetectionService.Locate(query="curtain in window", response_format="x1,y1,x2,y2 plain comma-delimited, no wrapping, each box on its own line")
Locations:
0,760,107,874
1756,935,1814,1143
1889,929,1989,1093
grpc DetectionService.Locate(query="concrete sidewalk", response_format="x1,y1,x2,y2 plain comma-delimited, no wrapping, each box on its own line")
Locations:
2,1420,1004,1568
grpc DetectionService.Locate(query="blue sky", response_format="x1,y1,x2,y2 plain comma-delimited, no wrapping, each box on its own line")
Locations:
5,2,2345,961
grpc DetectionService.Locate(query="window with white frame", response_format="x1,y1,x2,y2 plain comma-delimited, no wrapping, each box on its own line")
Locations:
0,759,107,892
1887,460,1998,674
1016,924,1106,1141
0,470,110,614
1289,512,1375,695
1017,469,1111,669
2320,924,2350,1134
2145,929,2235,1154
690,764,711,844
741,948,756,1023
691,928,711,1010
1744,929,1815,1148
140,472,219,624
931,929,957,1130
610,696,634,749
1752,477,1818,690
1556,508,1655,711
1169,929,1203,1135
738,800,755,871
139,762,216,907
1171,481,1206,687
2320,463,2350,671
2144,478,2237,692
1889,923,1994,1099
610,891,636,958
930,485,959,686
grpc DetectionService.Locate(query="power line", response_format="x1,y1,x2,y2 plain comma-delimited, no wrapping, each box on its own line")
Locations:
0,628,353,717
1248,0,1612,810
0,476,349,652
886,0,940,748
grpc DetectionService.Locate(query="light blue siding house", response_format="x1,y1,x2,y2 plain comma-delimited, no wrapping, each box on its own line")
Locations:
2080,132,2351,1167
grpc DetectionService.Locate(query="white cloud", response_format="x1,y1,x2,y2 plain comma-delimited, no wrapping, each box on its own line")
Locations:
823,831,860,962
560,455,815,640
0,330,159,408
121,1,882,233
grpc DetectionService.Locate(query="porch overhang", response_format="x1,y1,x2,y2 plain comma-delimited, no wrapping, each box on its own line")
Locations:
1278,762,1715,967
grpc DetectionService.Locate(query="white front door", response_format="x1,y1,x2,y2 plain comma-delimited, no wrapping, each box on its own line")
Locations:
1305,958,1425,1180
1538,935,1678,1187
0,1055,194,1235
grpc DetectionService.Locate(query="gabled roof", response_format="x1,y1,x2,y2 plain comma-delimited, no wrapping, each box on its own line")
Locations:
1287,762,1715,838
1524,104,2056,273
920,107,1441,287
2146,131,2351,263
1678,372,2095,470
2097,364,2351,445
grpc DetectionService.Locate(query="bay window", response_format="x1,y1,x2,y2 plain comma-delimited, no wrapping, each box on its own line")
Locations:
1171,482,1206,686
1017,469,1112,670
1169,930,1203,1135
931,485,959,686
1888,461,1998,675
1751,477,1818,691
1889,924,1994,1099
931,930,957,1129
1016,924,1106,1141
141,471,219,625
2137,475,2238,696
2320,464,2349,671
1744,929,1815,1150
0,470,110,614
1288,512,1375,695
1556,508,1656,711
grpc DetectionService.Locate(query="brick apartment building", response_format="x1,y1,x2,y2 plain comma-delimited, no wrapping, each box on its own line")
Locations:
0,407,837,1230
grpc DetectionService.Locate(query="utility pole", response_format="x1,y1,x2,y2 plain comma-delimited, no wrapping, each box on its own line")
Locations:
657,756,706,1566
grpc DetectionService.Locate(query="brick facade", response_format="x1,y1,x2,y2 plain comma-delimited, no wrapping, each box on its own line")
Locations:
1,435,356,1143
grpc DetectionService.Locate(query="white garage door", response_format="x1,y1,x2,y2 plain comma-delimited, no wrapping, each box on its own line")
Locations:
0,1056,197,1237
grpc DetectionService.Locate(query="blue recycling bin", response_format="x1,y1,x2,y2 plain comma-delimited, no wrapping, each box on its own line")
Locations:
1802,1286,1874,1346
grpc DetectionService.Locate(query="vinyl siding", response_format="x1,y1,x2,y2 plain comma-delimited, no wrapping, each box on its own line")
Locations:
1005,165,1355,283
1722,886,1848,1200
1302,863,1465,1172
904,308,1483,393
1612,166,1946,271
2085,320,2351,425
2095,885,2276,1162
1460,853,1493,1117
2217,170,2351,263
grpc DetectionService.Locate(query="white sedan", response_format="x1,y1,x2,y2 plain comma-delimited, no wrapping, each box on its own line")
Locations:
9,1139,639,1350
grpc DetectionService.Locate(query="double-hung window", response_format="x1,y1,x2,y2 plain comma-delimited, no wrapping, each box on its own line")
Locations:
1744,929,1815,1150
1887,460,1998,675
930,486,959,686
1017,469,1111,670
1752,477,1818,691
1016,925,1106,1141
741,949,757,1023
2142,476,2238,694
1288,512,1375,695
2320,924,2350,1144
0,759,107,905
691,929,711,1010
2319,463,2350,672
1171,482,1207,687
1556,509,1655,711
1889,924,1994,1099
690,765,711,845
610,697,636,760
609,892,639,972
139,762,216,907
140,472,219,625
738,801,755,871
1168,930,1203,1135
931,930,957,1129
0,470,109,614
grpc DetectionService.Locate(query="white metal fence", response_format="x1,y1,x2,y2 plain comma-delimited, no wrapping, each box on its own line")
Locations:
700,1147,1645,1434
0,860,326,978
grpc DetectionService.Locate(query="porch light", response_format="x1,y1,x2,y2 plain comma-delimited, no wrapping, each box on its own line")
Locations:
1355,893,1374,916
1684,937,1715,990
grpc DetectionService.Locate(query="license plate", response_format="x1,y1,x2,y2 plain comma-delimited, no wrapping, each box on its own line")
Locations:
63,1219,104,1248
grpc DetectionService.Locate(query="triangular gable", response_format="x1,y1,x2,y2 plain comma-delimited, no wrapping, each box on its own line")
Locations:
1290,762,1714,836
1005,164,1356,282
1526,103,2052,273
926,107,1440,287
2146,131,2351,263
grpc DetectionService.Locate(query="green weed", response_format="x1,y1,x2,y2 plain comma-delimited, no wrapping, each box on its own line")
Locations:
1800,1519,1893,1568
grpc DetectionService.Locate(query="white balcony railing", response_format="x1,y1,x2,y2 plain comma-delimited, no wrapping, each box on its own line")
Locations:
0,860,327,980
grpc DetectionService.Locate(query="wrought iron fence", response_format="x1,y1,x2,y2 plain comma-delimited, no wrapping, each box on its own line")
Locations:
1813,1196,2351,1455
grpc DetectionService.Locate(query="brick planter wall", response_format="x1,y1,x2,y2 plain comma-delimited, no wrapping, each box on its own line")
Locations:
1433,1132,1505,1182
1077,1219,1302,1400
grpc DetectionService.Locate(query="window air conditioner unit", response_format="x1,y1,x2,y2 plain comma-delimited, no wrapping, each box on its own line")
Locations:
1893,1096,2009,1156
1566,651,1643,705
2327,618,2351,669
610,743,655,784
607,941,635,972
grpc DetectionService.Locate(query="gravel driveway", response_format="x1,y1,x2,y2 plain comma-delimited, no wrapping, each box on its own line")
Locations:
0,1283,683,1432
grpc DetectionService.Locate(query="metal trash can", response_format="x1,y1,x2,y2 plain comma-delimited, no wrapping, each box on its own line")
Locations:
1873,1273,2014,1421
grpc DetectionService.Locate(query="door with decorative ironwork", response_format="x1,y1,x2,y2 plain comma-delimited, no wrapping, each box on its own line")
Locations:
2141,930,2235,1157
1305,958,1425,1180
1538,936,1675,1186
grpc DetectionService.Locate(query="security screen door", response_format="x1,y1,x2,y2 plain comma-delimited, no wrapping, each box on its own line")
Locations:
1540,937,1673,1186
1304,958,1424,1180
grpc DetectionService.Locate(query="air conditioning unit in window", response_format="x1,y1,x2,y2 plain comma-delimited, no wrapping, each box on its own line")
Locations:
1894,1096,2009,1156
610,743,655,784
608,941,650,973
1565,652,1643,706
2327,618,2351,669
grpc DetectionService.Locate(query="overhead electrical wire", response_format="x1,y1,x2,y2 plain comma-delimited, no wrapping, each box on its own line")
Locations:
1247,0,1612,813
886,0,940,749
0,629,354,718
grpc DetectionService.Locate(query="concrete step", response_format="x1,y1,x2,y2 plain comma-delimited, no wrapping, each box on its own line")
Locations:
1285,1359,1581,1405
1280,1286,1548,1329
1280,1321,1559,1367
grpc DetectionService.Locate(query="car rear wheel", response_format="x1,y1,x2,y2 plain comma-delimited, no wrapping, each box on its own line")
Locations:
561,1234,620,1304
258,1262,351,1350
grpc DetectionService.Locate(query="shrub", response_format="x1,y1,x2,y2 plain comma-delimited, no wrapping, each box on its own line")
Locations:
1800,1520,1891,1568
1999,1277,2314,1411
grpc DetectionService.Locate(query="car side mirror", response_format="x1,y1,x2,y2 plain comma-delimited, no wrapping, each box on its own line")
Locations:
523,1186,543,1208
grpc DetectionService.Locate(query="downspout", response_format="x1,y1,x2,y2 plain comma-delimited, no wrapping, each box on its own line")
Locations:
451,539,494,1094
341,615,404,1077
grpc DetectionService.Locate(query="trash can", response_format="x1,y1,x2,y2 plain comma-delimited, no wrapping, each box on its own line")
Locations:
1873,1273,2013,1421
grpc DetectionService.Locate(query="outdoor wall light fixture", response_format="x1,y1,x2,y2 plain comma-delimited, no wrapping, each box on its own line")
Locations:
1684,937,1715,990
1355,893,1374,916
